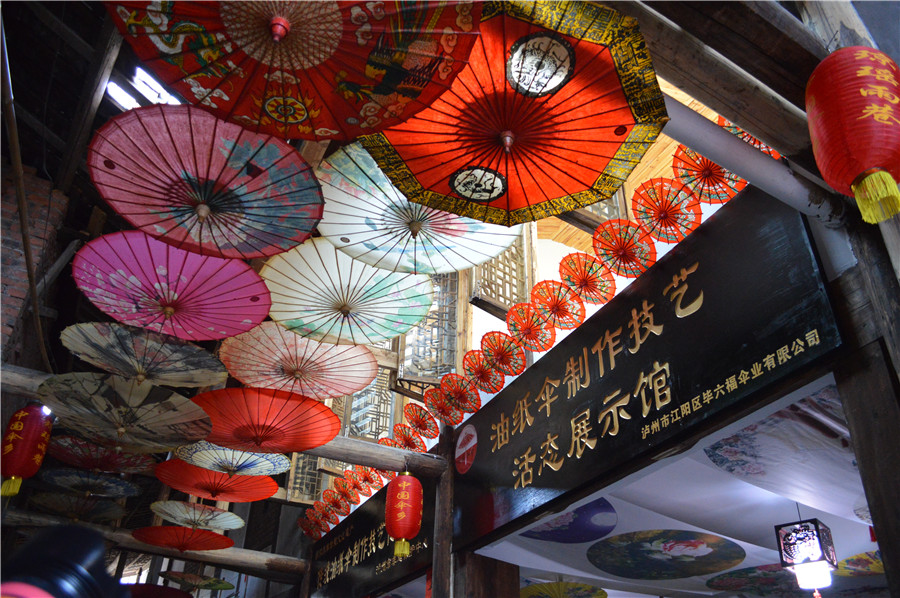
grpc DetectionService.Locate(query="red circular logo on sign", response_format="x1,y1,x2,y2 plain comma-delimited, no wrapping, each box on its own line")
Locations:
455,425,477,474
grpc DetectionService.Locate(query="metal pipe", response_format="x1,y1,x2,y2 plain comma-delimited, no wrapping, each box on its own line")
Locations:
662,93,847,228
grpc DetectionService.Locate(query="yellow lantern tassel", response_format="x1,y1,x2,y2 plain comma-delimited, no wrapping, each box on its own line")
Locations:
852,169,900,224
394,539,410,558
1,476,23,497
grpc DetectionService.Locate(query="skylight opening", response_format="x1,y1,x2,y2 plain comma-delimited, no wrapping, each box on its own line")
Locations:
105,81,140,111
133,67,181,105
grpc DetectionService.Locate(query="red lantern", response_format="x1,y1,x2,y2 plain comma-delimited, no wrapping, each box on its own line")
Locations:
384,472,423,558
1,404,53,496
806,46,900,223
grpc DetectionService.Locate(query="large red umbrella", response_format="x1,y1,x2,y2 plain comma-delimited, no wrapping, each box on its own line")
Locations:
358,0,667,225
108,1,481,140
192,387,340,453
440,373,481,413
72,231,270,341
403,403,440,440
88,104,323,259
718,116,782,160
631,178,702,244
48,436,156,474
558,253,616,306
392,423,426,452
506,302,556,352
480,332,526,376
424,387,463,427
672,144,747,205
132,526,234,552
462,349,505,394
530,280,586,330
592,219,657,278
155,458,278,502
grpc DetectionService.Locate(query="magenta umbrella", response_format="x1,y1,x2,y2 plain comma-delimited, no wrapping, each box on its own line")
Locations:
72,230,270,341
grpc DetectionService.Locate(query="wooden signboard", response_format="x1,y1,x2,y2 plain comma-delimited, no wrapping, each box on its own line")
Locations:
452,188,842,549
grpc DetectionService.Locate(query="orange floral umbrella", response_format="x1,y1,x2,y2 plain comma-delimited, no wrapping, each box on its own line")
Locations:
404,403,440,440
375,438,399,481
424,387,463,427
631,178,702,244
718,116,782,160
592,219,657,278
440,373,481,413
530,281,586,330
322,488,351,516
353,465,384,491
506,303,555,352
462,350,505,394
672,144,747,205
313,500,340,525
342,470,372,498
480,332,526,376
393,423,426,452
558,253,616,306
333,478,360,505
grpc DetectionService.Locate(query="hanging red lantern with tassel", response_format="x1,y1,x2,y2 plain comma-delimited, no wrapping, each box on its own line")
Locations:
384,471,423,558
806,46,900,223
1,404,53,496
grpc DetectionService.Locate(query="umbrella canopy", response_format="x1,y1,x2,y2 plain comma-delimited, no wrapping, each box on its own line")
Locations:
530,280,586,330
342,470,372,498
159,571,235,591
108,1,481,140
358,0,667,225
218,321,377,399
403,403,440,439
29,492,125,523
375,438,400,481
298,516,324,540
261,237,433,345
38,372,211,453
392,423,426,452
481,331,527,376
558,253,616,306
672,144,747,205
88,104,323,259
718,116,781,160
424,387,463,427
322,488,351,516
333,478,360,505
48,436,156,474
316,142,522,274
631,178,702,244
40,468,140,498
132,525,234,552
520,581,608,598
127,584,192,598
314,500,341,525
353,465,384,491
506,302,556,352
174,440,291,477
60,322,228,388
155,458,278,502
72,230,270,341
192,387,341,453
592,219,657,278
463,349,506,394
150,500,245,530
440,373,481,413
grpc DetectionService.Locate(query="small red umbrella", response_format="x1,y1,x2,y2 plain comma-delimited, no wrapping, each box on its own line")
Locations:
333,478,361,505
440,373,481,413
297,516,323,540
375,438,400,481
48,436,156,474
424,387,463,427
342,469,372,498
403,403,440,440
558,253,616,306
132,526,234,552
592,219,657,278
353,465,384,491
462,349,505,394
506,303,556,352
305,508,331,533
313,500,340,525
631,178,702,244
530,281,586,330
672,144,747,205
322,488,351,516
480,331,526,376
392,423,426,452
718,116,782,160
155,458,278,502
192,387,341,453
72,231,270,341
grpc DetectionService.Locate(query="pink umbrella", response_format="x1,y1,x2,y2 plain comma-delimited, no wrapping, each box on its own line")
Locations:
72,231,270,341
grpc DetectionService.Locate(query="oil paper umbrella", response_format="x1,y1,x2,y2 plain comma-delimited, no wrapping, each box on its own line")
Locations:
506,303,556,352
40,468,140,498
424,387,463,427
520,582,608,598
29,492,125,523
298,516,323,540
531,281,586,330
314,500,340,525
718,116,782,160
462,349,506,394
37,372,211,453
72,230,270,341
392,423,426,452
358,0,667,225
191,387,341,453
440,373,481,413
261,237,433,345
306,509,331,534
354,465,384,491
375,438,399,481
322,488,351,516
333,478,361,505
60,322,228,388
48,436,156,474
672,144,747,205
174,440,291,477
316,142,522,274
218,321,377,399
88,104,323,259
132,526,234,552
156,458,278,502
160,571,235,592
150,500,245,531
404,403,440,439
559,253,616,306
107,1,481,140
592,219,657,278
631,178,702,244
481,331,527,376
342,470,373,498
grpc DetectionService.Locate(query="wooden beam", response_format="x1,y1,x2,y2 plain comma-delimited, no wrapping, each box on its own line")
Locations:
25,1,94,59
12,102,66,150
2,509,307,583
367,345,400,370
554,207,605,235
431,426,454,598
469,295,508,322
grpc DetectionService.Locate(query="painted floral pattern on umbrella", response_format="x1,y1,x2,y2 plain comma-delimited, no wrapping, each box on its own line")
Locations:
314,500,340,525
530,281,586,330
133,526,234,552
72,231,270,341
334,478,361,505
354,465,384,491
559,253,616,306
342,470,373,498
218,321,377,400
717,116,782,160
480,332,527,376
375,437,400,481
404,403,440,439
174,440,291,477
672,144,747,205
29,492,125,523
393,423,426,452
424,387,463,427
322,488,351,516
298,515,324,539
630,178,702,244
48,436,156,474
155,458,278,502
88,104,323,259
506,303,556,352
592,219,657,278
40,468,140,498
462,349,505,394
307,508,331,534
150,500,245,530
60,322,228,388
520,581,608,598
440,373,481,413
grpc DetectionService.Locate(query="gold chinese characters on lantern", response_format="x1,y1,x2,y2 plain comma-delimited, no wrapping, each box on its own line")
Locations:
1,404,53,496
384,472,423,557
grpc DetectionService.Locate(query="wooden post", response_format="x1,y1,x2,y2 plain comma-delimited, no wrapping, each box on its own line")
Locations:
431,425,454,598
452,552,519,598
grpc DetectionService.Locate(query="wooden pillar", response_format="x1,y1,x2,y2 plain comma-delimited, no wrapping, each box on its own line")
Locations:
452,552,519,598
431,425,454,598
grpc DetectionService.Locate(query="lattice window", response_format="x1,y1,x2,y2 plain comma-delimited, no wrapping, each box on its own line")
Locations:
473,233,529,309
347,367,394,440
585,188,624,221
287,452,321,502
402,273,457,379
